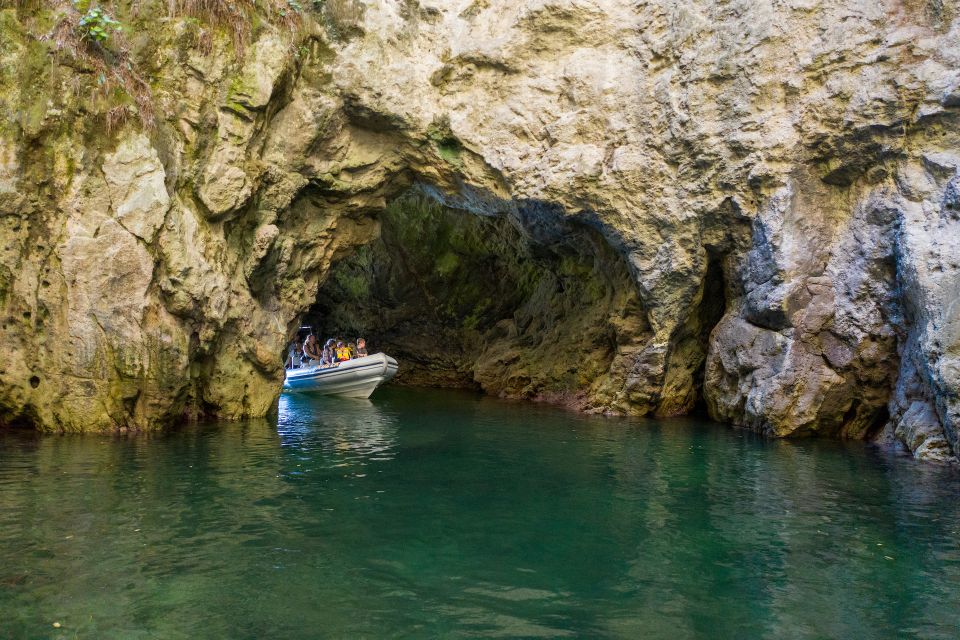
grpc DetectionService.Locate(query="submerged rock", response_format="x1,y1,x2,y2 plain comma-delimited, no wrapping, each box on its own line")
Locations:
0,1,957,461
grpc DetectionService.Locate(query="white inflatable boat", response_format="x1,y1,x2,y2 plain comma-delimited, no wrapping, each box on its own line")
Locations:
283,353,399,399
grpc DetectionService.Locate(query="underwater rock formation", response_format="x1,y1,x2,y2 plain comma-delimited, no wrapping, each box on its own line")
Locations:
0,1,957,461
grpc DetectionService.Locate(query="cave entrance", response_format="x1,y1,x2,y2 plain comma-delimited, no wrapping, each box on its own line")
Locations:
299,192,650,410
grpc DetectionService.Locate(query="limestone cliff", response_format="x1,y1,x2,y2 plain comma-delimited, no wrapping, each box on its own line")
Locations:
0,1,957,462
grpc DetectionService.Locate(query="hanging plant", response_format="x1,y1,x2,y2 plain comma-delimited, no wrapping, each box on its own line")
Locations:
74,2,122,44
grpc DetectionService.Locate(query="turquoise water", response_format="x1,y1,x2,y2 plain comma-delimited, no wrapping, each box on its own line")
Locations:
1,387,959,639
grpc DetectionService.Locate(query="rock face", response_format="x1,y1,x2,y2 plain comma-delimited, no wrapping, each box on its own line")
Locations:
0,1,957,461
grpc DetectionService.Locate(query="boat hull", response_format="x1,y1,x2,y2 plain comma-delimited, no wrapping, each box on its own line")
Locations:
282,353,399,399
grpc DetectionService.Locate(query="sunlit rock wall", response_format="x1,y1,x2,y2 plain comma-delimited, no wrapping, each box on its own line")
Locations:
0,1,957,461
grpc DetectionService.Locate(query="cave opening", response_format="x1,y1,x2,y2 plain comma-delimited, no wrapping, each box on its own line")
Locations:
297,191,650,411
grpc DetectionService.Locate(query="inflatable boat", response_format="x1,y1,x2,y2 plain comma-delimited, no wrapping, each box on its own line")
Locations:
283,353,399,399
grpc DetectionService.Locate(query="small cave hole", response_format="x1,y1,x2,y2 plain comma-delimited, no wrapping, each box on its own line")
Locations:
841,400,861,428
691,251,729,416
122,391,141,417
29,375,40,389
865,405,890,439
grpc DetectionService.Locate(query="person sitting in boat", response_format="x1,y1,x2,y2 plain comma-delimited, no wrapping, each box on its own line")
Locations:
355,338,368,357
335,340,351,362
321,339,336,366
303,334,322,365
321,341,337,367
285,341,303,369
347,342,358,359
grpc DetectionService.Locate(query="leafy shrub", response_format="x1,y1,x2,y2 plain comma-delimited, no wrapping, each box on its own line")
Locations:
74,2,121,44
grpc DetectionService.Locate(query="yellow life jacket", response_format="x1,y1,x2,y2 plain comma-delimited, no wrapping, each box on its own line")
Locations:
336,346,351,360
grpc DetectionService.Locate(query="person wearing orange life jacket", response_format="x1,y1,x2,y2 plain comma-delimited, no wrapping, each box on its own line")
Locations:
335,341,352,362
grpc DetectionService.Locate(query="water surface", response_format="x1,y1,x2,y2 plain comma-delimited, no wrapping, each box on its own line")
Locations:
1,388,959,638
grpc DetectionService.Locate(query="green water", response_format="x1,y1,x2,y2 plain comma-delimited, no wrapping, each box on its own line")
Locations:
1,388,959,639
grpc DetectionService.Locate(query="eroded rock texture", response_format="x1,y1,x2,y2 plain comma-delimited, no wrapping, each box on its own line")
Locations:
0,1,957,461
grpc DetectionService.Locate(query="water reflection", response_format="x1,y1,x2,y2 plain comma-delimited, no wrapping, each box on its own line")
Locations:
1,388,959,639
277,392,399,462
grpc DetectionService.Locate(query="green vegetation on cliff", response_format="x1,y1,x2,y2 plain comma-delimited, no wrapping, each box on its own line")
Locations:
0,0,343,132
